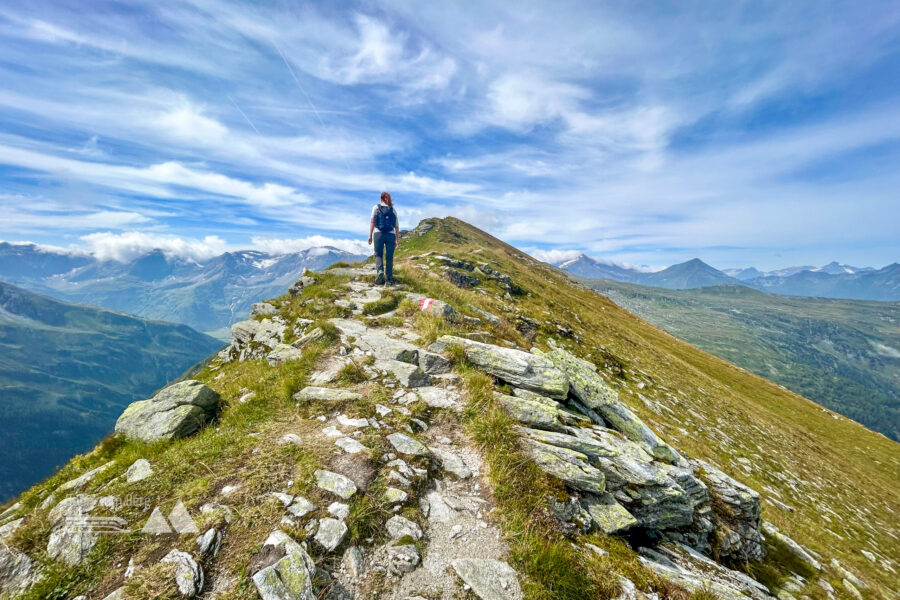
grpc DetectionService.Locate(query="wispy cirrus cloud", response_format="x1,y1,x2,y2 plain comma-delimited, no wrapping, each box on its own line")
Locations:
0,0,898,270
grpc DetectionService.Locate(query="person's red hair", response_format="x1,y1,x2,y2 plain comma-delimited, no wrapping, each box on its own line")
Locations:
380,192,392,207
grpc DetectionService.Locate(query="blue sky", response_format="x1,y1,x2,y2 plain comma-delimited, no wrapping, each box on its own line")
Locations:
1,1,899,269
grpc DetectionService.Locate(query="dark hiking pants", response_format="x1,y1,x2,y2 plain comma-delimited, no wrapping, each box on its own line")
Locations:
373,231,396,281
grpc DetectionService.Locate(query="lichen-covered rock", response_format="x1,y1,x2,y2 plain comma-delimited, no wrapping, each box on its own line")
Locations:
251,302,278,316
45,494,105,566
161,549,204,597
293,386,362,403
405,293,458,320
429,336,569,399
314,470,358,499
451,558,523,600
289,274,317,295
115,380,219,442
582,495,638,534
520,439,606,493
291,326,325,349
252,530,316,600
545,349,680,464
496,392,567,432
387,433,430,457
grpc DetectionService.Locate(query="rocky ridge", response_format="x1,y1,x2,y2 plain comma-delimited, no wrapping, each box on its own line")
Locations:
0,218,894,600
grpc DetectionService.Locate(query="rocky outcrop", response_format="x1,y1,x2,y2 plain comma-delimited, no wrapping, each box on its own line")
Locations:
429,335,569,398
115,380,219,442
545,349,680,464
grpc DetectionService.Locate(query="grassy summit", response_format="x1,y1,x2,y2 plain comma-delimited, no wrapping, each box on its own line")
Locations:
0,217,896,600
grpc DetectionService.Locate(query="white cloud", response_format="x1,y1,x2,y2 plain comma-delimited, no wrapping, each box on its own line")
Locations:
156,104,228,144
251,235,370,256
80,231,228,262
0,143,312,208
527,249,583,264
317,13,456,92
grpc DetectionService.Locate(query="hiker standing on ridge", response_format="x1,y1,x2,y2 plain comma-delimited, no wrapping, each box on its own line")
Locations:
368,191,399,286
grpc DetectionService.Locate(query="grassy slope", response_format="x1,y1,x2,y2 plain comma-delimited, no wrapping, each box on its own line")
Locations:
575,279,900,441
395,219,898,596
1,218,896,600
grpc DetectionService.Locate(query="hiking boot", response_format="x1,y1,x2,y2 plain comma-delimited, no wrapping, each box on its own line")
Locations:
386,278,395,286
375,271,385,285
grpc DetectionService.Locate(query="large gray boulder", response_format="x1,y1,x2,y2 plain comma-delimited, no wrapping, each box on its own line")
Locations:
429,336,569,399
252,530,316,600
115,380,219,442
545,349,680,464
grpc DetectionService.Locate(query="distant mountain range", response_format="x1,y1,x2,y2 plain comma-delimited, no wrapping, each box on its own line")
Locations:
0,242,367,338
576,277,900,441
552,253,900,300
0,281,222,501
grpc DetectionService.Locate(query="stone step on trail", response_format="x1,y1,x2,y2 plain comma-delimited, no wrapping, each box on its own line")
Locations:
428,335,569,399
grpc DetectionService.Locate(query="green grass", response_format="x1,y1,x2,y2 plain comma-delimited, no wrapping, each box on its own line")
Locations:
361,289,403,315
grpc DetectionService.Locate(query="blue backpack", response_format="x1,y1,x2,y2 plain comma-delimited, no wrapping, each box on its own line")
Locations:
374,205,397,232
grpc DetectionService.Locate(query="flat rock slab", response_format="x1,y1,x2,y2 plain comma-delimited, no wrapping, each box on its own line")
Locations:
331,318,419,363
314,470,358,499
451,558,523,600
387,433,430,457
415,386,461,409
294,387,362,403
429,336,568,399
495,392,566,433
267,344,305,365
115,380,219,442
583,496,638,534
335,437,367,454
373,359,432,387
